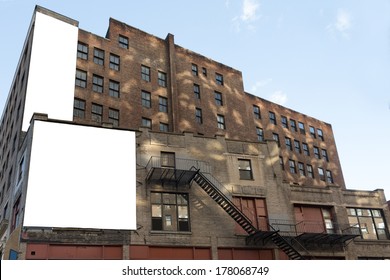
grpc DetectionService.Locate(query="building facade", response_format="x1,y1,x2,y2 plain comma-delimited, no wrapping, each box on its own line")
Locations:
0,6,389,260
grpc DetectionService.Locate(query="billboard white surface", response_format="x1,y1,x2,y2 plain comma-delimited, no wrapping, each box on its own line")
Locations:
23,11,78,131
23,121,137,230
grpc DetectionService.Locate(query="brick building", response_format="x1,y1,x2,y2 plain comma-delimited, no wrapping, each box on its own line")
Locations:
0,6,389,260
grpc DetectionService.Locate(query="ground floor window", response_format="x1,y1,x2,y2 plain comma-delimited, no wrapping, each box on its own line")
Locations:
347,208,388,240
151,192,190,232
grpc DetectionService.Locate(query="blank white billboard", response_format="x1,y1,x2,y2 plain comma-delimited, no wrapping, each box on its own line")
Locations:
23,11,78,131
23,121,137,230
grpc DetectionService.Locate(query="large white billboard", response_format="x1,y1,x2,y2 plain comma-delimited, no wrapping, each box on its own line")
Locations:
23,121,137,230
23,11,78,131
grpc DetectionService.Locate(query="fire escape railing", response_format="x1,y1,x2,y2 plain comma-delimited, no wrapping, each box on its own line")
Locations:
145,157,360,259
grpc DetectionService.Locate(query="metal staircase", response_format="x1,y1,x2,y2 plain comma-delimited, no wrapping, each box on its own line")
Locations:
192,171,304,259
269,230,304,260
193,172,258,235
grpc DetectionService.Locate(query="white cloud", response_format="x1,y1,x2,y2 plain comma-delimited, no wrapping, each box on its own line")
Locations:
232,0,261,32
251,78,272,93
335,9,352,32
241,0,260,22
269,91,288,105
326,9,352,38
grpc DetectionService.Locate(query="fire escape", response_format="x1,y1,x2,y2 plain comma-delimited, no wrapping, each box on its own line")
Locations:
146,157,360,260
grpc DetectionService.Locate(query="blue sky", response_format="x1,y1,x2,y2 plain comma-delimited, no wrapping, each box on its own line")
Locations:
1,0,389,200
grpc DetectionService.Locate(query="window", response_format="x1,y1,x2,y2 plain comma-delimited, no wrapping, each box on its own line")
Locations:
317,128,324,141
214,91,223,106
92,74,104,93
326,170,333,184
109,80,120,98
109,53,120,71
118,35,129,48
313,146,320,159
217,114,225,129
191,64,198,76
322,149,329,162
141,91,151,108
194,84,200,99
75,69,87,88
91,103,103,123
141,65,150,82
279,157,284,170
238,159,253,180
290,119,297,132
195,108,202,124
309,126,316,138
202,67,207,76
256,127,264,141
11,195,21,230
298,162,305,176
253,105,261,119
77,42,88,60
17,156,25,184
161,152,175,168
269,111,276,125
289,160,296,174
73,98,85,118
294,140,301,154
348,208,388,240
108,108,119,126
159,96,168,113
285,137,292,150
159,122,169,132
298,122,305,134
158,71,167,87
141,117,152,128
216,73,224,85
93,48,104,65
318,167,325,181
151,192,190,232
307,164,314,178
273,133,280,147
281,116,288,128
302,143,310,156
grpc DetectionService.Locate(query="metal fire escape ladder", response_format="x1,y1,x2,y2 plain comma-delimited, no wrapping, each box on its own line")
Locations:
192,171,258,235
192,170,305,260
267,224,306,260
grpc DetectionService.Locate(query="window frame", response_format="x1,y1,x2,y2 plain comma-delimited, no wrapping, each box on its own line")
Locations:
91,103,103,123
238,159,253,180
214,91,223,106
77,42,88,60
253,105,261,119
109,53,120,71
73,98,86,118
93,48,104,65
141,117,152,128
194,84,200,99
216,73,224,86
75,69,87,88
151,192,190,232
269,111,277,125
141,65,151,82
109,80,120,98
141,90,151,108
191,64,198,76
92,74,104,93
195,108,203,124
158,71,167,87
108,108,119,127
118,35,129,49
217,114,225,129
159,96,168,113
